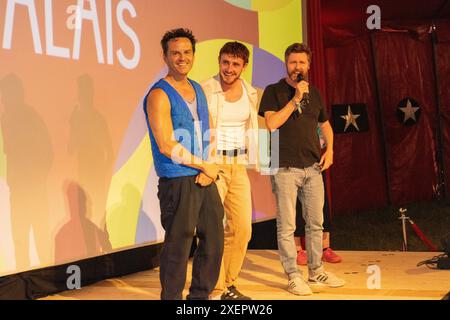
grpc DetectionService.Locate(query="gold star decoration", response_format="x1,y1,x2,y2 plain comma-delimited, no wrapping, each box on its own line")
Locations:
340,105,360,132
399,99,420,123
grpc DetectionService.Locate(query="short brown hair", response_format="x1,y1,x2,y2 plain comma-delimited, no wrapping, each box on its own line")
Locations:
219,41,249,65
161,28,196,56
284,43,312,63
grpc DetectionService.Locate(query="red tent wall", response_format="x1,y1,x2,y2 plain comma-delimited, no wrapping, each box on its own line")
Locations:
324,37,389,213
375,32,439,204
306,0,450,214
306,0,335,213
436,32,450,198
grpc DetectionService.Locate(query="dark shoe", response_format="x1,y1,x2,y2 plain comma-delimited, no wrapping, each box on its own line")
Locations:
221,286,251,300
186,294,209,300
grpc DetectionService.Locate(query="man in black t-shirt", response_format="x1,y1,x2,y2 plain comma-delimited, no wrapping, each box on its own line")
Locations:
259,43,345,295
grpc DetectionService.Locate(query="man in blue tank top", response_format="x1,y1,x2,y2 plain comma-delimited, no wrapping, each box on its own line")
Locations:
144,28,224,300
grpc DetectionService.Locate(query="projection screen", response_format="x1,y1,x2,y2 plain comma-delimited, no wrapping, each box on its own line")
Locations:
0,0,303,276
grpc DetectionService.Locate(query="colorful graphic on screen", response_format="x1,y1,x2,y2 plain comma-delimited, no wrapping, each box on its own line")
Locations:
0,0,302,276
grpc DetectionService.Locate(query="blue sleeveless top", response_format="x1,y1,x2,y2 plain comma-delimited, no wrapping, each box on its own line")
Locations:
143,79,210,178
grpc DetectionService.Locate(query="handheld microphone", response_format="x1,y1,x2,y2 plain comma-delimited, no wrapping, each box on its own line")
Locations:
296,73,310,105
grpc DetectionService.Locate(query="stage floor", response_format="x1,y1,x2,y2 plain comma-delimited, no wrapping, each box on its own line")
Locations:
42,250,449,300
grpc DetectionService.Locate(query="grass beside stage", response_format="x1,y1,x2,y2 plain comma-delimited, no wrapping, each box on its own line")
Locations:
331,199,450,252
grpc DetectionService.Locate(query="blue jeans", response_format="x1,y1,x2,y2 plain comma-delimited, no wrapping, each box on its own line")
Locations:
272,165,325,279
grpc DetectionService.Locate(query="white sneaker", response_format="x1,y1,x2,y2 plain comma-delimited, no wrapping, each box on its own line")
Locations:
308,271,345,288
209,293,222,300
287,277,313,296
209,292,223,300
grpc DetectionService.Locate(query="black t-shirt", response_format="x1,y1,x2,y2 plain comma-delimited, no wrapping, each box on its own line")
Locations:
259,78,328,169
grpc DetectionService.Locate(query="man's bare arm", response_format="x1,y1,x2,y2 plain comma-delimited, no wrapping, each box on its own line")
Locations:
264,81,309,130
146,89,219,179
264,101,297,131
318,120,334,171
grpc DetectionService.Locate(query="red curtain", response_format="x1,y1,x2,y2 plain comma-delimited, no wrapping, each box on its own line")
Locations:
309,0,449,214
324,31,443,213
324,37,389,213
375,32,439,204
437,39,450,196
307,0,334,212
307,0,327,94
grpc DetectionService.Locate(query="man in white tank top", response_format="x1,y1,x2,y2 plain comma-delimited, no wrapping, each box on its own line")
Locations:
202,42,259,300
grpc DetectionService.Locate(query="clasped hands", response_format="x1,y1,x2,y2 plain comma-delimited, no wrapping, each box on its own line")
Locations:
195,163,220,187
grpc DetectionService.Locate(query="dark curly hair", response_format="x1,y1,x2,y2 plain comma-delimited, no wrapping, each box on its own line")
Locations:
284,43,312,63
219,41,249,64
161,28,196,56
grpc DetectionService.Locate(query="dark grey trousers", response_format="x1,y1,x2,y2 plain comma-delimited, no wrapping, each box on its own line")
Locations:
157,176,224,300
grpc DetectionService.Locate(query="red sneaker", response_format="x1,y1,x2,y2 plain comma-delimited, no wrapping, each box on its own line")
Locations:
322,248,342,263
296,250,307,265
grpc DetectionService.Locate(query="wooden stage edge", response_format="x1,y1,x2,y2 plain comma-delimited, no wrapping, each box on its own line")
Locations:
42,250,449,300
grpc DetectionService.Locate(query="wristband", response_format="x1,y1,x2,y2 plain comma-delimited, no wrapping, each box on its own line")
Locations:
291,99,302,114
